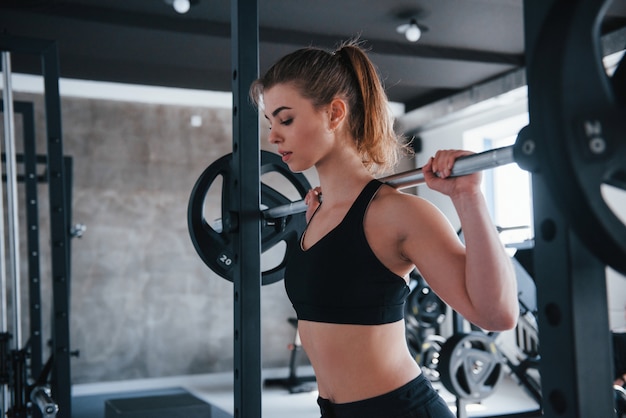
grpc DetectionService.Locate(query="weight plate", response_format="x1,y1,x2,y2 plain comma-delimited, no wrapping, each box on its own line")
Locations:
526,0,626,274
438,332,503,401
188,150,310,285
418,334,446,382
405,275,447,329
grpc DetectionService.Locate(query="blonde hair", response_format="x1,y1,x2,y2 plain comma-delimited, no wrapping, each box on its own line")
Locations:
250,39,410,174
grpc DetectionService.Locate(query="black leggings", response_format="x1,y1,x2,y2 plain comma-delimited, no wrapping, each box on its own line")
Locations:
317,374,454,418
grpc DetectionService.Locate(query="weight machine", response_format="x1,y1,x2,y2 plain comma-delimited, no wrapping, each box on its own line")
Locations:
1,36,75,418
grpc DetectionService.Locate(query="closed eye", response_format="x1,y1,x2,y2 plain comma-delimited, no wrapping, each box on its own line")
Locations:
269,118,293,129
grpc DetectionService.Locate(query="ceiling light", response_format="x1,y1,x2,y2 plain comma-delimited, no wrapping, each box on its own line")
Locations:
173,0,190,14
396,18,427,43
405,20,421,42
164,0,198,14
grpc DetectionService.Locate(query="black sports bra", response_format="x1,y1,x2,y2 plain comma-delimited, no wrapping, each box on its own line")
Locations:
284,179,410,325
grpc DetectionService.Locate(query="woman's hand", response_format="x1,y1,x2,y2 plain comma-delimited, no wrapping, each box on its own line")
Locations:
422,149,482,198
304,187,322,223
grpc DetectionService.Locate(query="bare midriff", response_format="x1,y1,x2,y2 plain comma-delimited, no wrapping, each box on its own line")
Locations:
298,318,422,404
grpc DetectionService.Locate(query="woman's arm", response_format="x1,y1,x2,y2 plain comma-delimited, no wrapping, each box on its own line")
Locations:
400,150,518,331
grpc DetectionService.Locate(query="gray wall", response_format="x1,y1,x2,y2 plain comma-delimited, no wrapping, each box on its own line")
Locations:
6,90,300,384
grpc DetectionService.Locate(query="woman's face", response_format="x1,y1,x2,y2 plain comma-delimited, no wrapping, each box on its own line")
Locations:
262,83,334,173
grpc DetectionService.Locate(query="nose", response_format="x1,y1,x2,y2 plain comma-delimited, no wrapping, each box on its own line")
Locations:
268,127,282,145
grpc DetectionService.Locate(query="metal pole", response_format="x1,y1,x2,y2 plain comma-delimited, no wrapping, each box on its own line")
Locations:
231,0,262,417
41,40,72,418
0,48,10,418
262,145,516,220
2,52,23,351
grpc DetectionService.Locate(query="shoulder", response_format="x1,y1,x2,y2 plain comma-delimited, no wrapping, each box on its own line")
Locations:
371,184,463,247
371,184,442,220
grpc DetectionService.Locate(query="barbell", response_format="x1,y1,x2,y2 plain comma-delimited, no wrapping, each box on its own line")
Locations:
187,136,532,285
210,144,514,230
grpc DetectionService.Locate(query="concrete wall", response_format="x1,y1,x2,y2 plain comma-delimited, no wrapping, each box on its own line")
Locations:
3,89,303,384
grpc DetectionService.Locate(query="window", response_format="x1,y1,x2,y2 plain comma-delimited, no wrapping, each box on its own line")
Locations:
463,113,533,247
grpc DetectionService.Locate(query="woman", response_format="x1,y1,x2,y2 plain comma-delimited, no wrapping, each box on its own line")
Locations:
250,39,519,418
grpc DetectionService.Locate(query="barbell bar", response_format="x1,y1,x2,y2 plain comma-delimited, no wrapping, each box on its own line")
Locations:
191,115,624,282
262,144,516,221
199,144,521,284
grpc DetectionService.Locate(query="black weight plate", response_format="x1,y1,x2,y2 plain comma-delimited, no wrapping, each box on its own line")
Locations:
188,150,310,285
405,278,447,329
526,0,626,274
438,332,503,401
188,153,235,279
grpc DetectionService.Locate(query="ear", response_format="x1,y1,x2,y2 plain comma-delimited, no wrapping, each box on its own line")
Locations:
328,98,347,131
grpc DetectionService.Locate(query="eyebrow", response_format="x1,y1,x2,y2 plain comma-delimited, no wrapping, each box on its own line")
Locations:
271,106,292,117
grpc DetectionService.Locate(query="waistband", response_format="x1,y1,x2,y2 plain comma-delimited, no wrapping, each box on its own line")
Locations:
317,373,438,418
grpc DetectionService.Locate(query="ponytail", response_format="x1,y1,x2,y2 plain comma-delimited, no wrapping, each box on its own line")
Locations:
336,41,409,173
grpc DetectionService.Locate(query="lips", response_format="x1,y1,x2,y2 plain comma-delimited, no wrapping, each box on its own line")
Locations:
278,150,292,162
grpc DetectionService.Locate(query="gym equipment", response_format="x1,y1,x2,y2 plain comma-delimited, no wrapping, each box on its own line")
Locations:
431,229,543,413
104,393,224,418
1,36,74,418
263,145,516,220
263,318,317,394
524,2,623,417
525,1,626,276
416,334,446,382
0,130,72,418
188,150,310,285
189,145,519,283
405,272,446,330
438,332,504,402
404,272,447,383
2,51,21,350
229,3,263,416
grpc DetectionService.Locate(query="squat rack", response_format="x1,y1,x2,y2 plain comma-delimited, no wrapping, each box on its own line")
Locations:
524,1,615,417
0,35,73,418
229,0,621,417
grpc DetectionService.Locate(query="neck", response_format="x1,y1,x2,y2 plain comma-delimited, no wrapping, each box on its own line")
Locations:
314,145,374,208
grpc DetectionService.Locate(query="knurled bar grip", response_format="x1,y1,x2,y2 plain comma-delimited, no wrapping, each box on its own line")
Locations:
262,145,515,220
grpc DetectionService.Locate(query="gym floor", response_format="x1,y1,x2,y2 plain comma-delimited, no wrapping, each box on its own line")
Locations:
72,367,541,418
